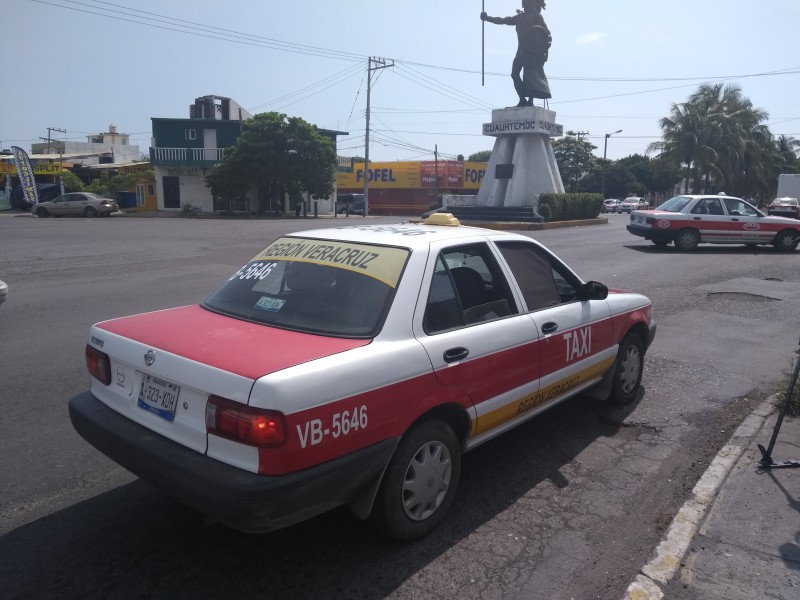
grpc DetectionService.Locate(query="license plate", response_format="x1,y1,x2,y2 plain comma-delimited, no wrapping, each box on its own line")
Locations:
137,374,181,421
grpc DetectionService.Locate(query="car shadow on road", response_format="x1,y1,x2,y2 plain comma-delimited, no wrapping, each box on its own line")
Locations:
0,393,643,600
624,243,787,255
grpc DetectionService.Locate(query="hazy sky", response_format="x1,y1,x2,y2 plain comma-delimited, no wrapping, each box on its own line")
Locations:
5,0,800,162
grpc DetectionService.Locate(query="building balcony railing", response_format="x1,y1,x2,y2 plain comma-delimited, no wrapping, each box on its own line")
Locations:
150,147,226,166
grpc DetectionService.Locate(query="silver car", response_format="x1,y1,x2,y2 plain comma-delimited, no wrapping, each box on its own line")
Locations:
0,280,7,307
34,193,119,218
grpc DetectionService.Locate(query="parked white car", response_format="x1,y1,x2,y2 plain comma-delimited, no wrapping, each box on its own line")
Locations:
69,214,656,539
619,197,644,213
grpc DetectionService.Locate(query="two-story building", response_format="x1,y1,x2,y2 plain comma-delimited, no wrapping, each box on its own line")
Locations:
150,95,346,214
150,95,252,212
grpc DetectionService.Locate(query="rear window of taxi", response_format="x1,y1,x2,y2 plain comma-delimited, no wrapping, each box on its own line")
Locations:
203,237,410,338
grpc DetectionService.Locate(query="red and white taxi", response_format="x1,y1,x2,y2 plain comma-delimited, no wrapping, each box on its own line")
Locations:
69,214,656,540
627,194,800,251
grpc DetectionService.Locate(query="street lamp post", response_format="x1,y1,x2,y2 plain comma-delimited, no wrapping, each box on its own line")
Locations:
601,129,622,197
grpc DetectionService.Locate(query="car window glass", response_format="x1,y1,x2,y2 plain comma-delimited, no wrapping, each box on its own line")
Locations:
691,198,724,215
656,196,693,212
496,242,577,311
203,237,408,338
689,201,706,215
723,198,757,217
423,244,516,334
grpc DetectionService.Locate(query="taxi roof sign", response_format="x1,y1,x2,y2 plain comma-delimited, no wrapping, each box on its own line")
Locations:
423,213,461,227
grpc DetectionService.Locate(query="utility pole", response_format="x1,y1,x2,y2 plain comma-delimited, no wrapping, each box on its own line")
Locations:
434,145,440,201
39,127,67,154
574,130,589,141
601,129,622,197
363,56,393,217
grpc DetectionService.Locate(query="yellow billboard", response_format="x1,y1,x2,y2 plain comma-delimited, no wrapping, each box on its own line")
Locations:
0,163,63,175
336,161,487,190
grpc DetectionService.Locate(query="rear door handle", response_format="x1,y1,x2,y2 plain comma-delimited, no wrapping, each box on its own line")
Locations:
443,347,469,363
541,321,558,334
693,216,702,220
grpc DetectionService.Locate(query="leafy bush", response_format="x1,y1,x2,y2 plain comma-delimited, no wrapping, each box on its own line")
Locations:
539,193,604,221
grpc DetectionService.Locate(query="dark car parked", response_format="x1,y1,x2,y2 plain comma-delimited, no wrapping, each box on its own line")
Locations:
336,193,365,215
11,183,61,210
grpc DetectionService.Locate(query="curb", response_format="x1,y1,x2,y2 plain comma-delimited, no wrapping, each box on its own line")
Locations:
453,217,608,231
621,397,776,599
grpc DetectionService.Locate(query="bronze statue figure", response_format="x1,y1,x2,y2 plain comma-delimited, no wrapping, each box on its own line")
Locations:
481,0,552,106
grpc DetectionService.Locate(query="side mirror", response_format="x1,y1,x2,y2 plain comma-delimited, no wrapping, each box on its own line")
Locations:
583,280,608,300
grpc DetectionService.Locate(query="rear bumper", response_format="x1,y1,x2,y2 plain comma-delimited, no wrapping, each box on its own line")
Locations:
69,391,398,533
626,224,673,243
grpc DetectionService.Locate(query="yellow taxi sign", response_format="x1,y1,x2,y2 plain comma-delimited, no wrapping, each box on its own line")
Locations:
423,213,461,227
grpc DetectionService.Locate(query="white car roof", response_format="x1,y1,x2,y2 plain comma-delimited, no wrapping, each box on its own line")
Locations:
675,194,743,201
285,220,535,252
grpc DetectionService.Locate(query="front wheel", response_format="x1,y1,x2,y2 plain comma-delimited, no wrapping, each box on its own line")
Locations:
608,333,644,405
773,230,799,252
35,207,49,218
370,420,461,541
652,239,669,247
675,228,700,251
83,206,97,218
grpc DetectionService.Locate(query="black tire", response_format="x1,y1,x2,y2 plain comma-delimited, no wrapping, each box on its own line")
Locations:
773,230,799,252
370,419,461,541
84,206,97,218
35,207,49,218
608,333,644,405
674,228,699,251
652,239,669,247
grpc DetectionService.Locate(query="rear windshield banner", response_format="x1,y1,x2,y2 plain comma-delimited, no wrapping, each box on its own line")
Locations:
252,237,408,288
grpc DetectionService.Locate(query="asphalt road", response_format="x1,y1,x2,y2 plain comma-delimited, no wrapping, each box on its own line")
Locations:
1,211,799,600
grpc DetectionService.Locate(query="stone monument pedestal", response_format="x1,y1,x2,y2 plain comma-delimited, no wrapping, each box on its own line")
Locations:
475,106,565,214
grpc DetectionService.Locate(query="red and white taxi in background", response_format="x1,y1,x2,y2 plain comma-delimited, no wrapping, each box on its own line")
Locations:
767,197,800,219
627,194,800,252
69,214,656,540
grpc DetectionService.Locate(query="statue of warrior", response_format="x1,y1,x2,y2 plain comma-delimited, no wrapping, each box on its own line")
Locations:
481,0,552,106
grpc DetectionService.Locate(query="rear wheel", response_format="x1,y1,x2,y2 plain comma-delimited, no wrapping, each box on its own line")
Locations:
370,419,460,541
35,207,49,218
608,333,644,405
773,230,799,252
84,206,97,218
675,228,700,251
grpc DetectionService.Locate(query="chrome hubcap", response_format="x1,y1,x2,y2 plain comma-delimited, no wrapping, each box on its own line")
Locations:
401,441,452,521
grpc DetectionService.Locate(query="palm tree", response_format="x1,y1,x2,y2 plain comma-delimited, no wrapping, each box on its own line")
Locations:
775,135,800,173
647,101,717,193
649,84,770,198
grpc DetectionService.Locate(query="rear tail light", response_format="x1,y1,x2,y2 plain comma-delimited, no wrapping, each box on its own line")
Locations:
85,345,111,385
206,395,287,447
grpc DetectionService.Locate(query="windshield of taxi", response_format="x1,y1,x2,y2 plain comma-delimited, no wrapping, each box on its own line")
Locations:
655,196,693,212
203,237,410,337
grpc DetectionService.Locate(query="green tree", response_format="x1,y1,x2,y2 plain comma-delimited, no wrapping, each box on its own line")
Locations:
60,170,85,192
85,170,154,196
579,160,640,198
468,150,492,162
553,132,597,192
649,84,770,198
774,135,800,174
206,112,336,213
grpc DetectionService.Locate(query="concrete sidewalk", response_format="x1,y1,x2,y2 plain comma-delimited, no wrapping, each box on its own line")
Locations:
624,397,800,599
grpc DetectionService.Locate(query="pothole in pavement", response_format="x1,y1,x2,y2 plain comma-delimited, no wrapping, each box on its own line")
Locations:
706,292,780,303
